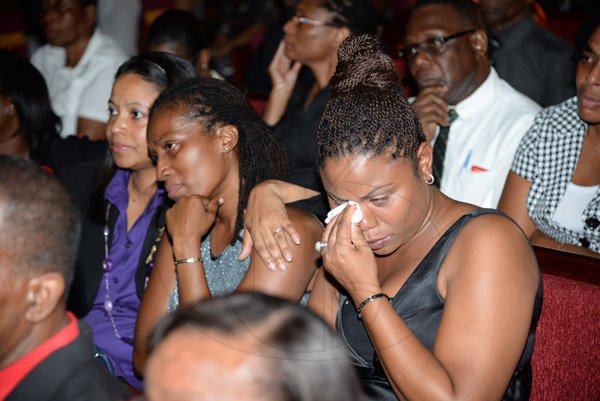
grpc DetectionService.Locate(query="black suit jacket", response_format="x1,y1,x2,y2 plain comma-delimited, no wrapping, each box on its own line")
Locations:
6,322,131,401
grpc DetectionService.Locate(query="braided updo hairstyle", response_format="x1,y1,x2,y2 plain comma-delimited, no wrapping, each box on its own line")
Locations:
315,35,426,173
151,77,288,243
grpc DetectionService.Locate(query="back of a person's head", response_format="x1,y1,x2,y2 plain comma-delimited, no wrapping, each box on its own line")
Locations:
412,0,485,30
321,0,379,35
0,50,61,162
316,34,425,170
147,9,209,62
0,156,80,287
149,292,364,401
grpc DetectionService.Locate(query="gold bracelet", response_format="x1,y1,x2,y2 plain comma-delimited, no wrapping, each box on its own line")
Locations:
174,257,202,266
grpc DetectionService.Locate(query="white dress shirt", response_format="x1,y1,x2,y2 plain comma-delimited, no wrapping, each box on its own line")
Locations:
434,68,541,207
31,29,128,138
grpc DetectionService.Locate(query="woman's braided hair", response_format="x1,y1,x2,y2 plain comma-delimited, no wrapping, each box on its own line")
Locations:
151,77,288,243
315,34,426,173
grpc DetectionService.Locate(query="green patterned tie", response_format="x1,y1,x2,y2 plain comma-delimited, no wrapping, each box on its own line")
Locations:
432,109,458,187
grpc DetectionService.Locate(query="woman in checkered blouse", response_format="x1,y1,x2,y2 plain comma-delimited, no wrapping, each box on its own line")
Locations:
498,17,600,257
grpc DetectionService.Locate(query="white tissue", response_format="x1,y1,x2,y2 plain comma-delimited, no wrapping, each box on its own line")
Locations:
324,201,363,224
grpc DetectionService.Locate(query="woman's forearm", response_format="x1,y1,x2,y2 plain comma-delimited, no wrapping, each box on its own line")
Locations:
262,86,295,126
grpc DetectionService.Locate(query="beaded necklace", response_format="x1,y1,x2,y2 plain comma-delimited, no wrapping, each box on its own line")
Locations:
102,204,134,345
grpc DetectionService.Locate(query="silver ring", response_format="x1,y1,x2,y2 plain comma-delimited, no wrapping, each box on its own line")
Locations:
315,241,327,253
273,226,284,236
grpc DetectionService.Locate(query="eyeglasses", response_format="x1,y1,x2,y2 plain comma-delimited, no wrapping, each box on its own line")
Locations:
289,14,338,28
397,29,477,61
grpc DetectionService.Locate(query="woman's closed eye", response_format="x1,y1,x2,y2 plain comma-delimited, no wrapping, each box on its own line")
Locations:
370,196,389,206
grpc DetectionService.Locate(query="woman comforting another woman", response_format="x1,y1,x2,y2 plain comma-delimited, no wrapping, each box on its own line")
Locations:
133,77,322,373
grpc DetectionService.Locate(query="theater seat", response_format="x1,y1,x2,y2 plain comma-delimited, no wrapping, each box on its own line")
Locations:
530,246,600,401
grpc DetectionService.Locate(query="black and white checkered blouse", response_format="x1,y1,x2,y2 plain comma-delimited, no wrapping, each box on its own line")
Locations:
512,97,600,253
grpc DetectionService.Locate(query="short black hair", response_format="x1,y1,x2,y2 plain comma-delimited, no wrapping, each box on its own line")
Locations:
0,50,61,163
0,156,81,288
150,292,364,401
316,35,425,172
320,0,379,35
150,77,287,242
79,0,97,8
147,9,210,63
412,0,485,30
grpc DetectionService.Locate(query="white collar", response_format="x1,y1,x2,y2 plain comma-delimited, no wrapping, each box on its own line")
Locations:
454,67,499,120
75,29,103,70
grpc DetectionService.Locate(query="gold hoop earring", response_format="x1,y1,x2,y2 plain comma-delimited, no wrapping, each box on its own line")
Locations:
425,173,434,185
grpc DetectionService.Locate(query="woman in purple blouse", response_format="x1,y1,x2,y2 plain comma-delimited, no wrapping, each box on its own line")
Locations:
65,52,196,390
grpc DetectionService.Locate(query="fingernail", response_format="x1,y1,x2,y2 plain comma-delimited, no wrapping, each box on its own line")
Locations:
284,253,292,262
218,198,225,205
278,262,287,271
267,261,276,271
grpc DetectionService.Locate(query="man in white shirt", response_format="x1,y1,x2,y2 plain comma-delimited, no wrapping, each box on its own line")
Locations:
31,0,127,140
401,0,540,208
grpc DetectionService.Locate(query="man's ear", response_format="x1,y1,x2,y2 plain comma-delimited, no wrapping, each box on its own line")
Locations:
471,30,488,58
25,272,65,323
216,124,239,153
82,4,96,29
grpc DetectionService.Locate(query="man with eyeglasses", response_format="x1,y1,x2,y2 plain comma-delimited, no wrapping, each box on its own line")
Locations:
401,0,540,208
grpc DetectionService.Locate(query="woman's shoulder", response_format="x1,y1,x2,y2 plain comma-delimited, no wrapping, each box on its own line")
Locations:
449,209,536,269
531,97,582,136
285,206,324,232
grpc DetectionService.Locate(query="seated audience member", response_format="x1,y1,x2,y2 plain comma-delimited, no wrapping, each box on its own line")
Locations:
134,77,322,373
498,17,600,257
244,34,542,401
480,0,575,107
0,50,106,175
65,53,197,390
31,0,128,140
263,0,378,172
144,292,364,401
146,8,222,79
0,156,130,401
401,0,540,207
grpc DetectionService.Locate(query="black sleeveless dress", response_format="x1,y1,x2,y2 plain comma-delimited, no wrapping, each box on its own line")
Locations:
336,209,543,401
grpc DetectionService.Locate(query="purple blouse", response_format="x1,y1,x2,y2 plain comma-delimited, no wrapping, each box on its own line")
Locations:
82,169,165,389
